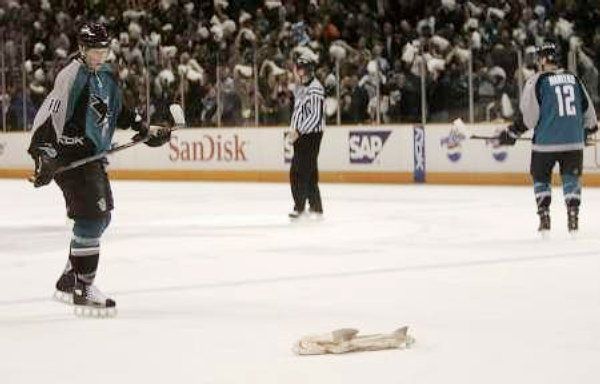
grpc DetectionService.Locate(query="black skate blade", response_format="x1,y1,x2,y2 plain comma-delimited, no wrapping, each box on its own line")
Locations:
53,290,74,305
73,305,117,318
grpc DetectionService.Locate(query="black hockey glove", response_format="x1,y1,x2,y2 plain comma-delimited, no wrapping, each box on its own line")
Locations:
145,125,172,147
31,144,59,188
585,125,598,145
132,124,171,147
497,126,518,146
130,111,148,142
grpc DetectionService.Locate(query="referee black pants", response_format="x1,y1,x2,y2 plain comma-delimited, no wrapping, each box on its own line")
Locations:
290,132,323,213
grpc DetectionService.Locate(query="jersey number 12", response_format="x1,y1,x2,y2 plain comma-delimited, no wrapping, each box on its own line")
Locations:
554,85,576,117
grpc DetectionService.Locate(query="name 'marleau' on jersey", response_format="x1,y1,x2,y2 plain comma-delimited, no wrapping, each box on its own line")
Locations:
520,70,597,152
290,78,325,134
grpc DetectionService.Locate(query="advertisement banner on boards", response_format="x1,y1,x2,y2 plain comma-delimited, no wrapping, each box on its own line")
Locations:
3,125,599,178
413,125,426,182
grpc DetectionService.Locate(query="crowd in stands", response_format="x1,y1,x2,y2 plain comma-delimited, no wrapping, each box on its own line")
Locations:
1,0,599,130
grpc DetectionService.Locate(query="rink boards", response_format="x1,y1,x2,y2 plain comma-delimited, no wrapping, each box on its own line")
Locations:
2,124,600,185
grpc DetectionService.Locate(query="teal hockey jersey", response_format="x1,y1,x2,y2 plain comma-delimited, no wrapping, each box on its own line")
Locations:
29,58,138,164
520,69,597,152
33,60,122,157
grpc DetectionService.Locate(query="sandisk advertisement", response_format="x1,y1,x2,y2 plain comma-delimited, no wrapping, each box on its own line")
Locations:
169,134,248,162
111,129,277,170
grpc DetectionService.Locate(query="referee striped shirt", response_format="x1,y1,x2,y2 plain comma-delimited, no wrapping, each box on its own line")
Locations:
290,78,325,134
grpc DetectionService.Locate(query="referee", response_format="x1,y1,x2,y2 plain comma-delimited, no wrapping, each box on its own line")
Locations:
289,51,325,219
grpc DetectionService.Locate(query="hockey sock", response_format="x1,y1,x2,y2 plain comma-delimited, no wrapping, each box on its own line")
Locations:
562,174,581,209
69,236,99,284
69,216,111,285
533,181,551,213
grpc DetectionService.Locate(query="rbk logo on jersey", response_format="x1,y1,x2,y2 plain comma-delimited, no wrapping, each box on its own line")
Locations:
349,131,391,164
58,136,85,146
91,94,109,125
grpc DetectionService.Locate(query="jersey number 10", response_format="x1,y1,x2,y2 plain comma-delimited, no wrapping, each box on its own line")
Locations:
554,85,576,117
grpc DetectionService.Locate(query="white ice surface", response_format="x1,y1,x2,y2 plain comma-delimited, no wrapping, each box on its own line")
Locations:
1,179,600,384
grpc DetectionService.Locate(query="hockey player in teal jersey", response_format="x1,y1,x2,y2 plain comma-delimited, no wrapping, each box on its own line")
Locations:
28,23,171,316
497,43,598,235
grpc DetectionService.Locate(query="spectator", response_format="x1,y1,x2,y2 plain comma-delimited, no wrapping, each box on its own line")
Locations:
0,0,598,128
221,77,242,126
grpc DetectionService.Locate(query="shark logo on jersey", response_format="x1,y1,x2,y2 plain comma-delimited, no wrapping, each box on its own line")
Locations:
91,94,111,139
349,131,391,164
440,128,466,162
91,94,109,125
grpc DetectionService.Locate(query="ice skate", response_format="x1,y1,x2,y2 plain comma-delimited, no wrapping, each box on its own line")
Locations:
73,283,117,318
288,209,305,220
308,208,324,220
568,207,579,236
53,269,75,305
538,210,550,238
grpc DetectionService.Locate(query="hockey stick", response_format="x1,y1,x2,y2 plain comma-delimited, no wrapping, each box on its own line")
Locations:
169,103,187,128
27,136,148,183
26,137,148,183
470,135,532,141
56,104,186,173
54,137,149,174
28,104,186,181
470,134,600,145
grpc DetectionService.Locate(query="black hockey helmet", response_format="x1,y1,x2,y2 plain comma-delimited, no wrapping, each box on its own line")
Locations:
536,42,559,65
78,22,109,49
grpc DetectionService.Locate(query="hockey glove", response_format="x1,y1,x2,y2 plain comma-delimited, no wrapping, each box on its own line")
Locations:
32,144,59,188
497,126,518,146
132,123,172,147
145,125,172,147
585,125,598,145
131,111,149,142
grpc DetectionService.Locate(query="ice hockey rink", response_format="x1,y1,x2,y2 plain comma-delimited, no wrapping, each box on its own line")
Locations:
1,179,599,384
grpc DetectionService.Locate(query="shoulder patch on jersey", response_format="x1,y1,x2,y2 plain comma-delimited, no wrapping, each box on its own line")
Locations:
55,60,82,86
